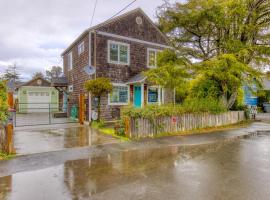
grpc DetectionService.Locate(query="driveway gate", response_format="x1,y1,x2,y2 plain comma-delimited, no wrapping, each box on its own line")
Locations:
14,103,79,127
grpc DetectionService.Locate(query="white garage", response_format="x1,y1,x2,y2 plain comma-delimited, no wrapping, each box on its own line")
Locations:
27,91,51,113
16,77,59,113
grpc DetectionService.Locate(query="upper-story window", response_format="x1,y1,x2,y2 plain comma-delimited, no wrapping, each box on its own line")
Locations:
78,41,85,55
108,40,130,65
67,52,73,71
147,48,161,68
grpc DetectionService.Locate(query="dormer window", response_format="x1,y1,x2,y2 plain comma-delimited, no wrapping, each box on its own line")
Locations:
108,40,130,65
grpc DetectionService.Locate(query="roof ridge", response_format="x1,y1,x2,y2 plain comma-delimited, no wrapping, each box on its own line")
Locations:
61,7,169,56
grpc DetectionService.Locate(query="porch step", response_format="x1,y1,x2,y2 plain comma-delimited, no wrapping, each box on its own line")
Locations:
53,112,67,118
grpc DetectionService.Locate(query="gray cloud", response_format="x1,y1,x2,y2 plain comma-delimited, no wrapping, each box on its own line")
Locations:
0,0,173,80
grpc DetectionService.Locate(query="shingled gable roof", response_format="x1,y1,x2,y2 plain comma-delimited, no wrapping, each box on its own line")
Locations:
16,76,51,89
61,8,169,56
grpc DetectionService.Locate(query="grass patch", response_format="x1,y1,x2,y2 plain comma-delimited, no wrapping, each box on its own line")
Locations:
153,120,252,138
0,152,15,160
91,121,130,142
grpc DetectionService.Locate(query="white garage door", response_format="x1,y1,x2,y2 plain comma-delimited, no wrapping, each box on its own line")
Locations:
27,92,50,113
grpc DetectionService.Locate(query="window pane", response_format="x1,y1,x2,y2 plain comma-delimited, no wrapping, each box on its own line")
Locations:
119,45,128,63
110,86,128,104
110,89,119,103
78,42,84,54
148,87,158,103
110,44,118,62
148,50,156,67
68,53,72,70
119,87,128,103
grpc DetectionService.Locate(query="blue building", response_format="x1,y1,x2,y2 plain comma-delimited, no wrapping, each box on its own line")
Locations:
243,85,258,106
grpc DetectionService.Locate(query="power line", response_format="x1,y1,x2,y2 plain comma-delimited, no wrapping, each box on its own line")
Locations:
108,0,137,21
90,0,98,26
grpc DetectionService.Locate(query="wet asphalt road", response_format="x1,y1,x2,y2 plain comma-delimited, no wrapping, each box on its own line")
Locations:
1,132,270,200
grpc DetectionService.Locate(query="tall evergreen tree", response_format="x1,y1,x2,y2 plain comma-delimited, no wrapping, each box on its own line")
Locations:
157,0,270,66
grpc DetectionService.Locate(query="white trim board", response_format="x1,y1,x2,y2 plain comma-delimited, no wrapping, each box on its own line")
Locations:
97,31,171,49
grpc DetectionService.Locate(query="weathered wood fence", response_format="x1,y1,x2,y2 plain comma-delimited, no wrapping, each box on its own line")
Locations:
126,111,245,139
0,124,6,152
0,123,14,154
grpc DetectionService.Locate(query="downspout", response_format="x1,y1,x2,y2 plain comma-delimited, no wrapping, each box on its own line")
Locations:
93,30,97,79
88,31,92,123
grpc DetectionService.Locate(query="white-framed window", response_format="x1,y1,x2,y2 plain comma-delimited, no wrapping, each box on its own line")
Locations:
147,48,161,68
67,52,73,71
78,41,85,55
108,83,129,105
108,40,130,65
147,86,159,104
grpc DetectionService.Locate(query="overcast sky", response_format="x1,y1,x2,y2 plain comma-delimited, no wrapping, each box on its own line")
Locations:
0,0,177,80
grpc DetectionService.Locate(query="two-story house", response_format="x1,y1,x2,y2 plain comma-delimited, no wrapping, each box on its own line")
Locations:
62,8,173,121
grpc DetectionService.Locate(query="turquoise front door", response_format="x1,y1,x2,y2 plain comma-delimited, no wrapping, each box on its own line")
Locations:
134,85,141,108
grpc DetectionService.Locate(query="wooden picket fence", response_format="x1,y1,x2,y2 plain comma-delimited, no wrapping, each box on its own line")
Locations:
0,124,6,152
0,123,14,154
126,111,245,139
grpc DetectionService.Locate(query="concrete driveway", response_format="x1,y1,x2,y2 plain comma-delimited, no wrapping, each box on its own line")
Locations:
14,124,120,155
14,113,77,127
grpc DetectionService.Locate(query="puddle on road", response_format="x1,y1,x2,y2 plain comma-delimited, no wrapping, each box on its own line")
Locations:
1,133,270,200
14,126,118,155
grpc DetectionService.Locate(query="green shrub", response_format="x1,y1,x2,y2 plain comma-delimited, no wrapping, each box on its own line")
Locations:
0,81,8,122
182,98,227,114
257,90,270,107
122,98,227,120
114,120,126,137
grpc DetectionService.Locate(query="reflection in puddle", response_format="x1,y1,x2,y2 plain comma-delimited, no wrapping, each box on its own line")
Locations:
2,134,270,200
15,126,118,154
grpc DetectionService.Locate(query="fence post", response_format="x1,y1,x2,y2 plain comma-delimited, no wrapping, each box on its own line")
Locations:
79,94,85,125
5,93,15,154
124,116,130,138
49,103,51,124
6,123,14,154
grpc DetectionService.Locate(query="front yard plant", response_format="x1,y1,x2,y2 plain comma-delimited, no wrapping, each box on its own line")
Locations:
122,98,226,120
0,152,15,160
85,78,113,121
91,120,129,142
0,80,8,122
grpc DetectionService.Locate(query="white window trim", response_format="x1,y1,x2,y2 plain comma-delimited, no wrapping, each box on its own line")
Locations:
67,52,73,71
147,48,161,69
108,83,130,106
107,40,130,65
147,85,159,105
78,41,85,55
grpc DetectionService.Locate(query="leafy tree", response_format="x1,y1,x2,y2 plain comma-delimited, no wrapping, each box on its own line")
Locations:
0,81,8,122
144,50,190,105
157,0,270,65
32,72,45,79
46,66,62,81
189,54,262,109
3,64,20,82
84,78,113,121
